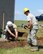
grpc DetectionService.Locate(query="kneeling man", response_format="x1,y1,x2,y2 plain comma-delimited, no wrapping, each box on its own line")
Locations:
5,21,18,41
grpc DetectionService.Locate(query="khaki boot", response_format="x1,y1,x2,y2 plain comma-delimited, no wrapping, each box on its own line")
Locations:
30,46,38,52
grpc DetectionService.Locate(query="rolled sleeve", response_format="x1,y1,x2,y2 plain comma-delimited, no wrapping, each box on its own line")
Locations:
13,24,17,29
6,25,8,31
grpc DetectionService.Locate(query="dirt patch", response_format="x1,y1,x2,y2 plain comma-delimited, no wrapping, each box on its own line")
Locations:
0,32,43,48
38,37,43,46
0,41,27,48
0,37,43,48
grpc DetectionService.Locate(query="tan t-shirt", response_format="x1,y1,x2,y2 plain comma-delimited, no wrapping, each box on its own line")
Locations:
27,13,38,26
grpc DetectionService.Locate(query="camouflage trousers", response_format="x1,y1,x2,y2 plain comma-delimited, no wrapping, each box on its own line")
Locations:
27,27,38,46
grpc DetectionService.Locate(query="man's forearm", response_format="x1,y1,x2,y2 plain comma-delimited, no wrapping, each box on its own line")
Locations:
10,32,15,37
15,29,18,39
16,32,18,38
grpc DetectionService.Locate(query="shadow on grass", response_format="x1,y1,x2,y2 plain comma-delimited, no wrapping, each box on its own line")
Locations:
38,45,43,49
18,31,24,37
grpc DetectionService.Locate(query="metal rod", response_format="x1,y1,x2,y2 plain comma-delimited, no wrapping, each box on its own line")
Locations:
2,13,5,31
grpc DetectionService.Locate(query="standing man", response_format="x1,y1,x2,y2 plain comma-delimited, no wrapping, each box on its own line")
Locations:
5,21,18,41
23,8,39,51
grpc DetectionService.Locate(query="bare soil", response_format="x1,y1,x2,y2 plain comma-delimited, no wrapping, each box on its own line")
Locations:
0,37,43,48
0,32,43,48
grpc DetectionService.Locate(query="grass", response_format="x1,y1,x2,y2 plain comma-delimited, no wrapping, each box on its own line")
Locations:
0,46,43,54
15,20,43,37
14,20,28,32
0,20,43,54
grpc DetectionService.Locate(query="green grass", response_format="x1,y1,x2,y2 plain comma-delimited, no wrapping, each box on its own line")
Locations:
37,21,43,37
15,20,43,37
15,20,27,26
0,46,43,54
14,20,28,33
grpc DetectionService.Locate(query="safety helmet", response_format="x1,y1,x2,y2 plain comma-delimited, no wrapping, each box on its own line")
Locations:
24,8,29,13
7,21,13,26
